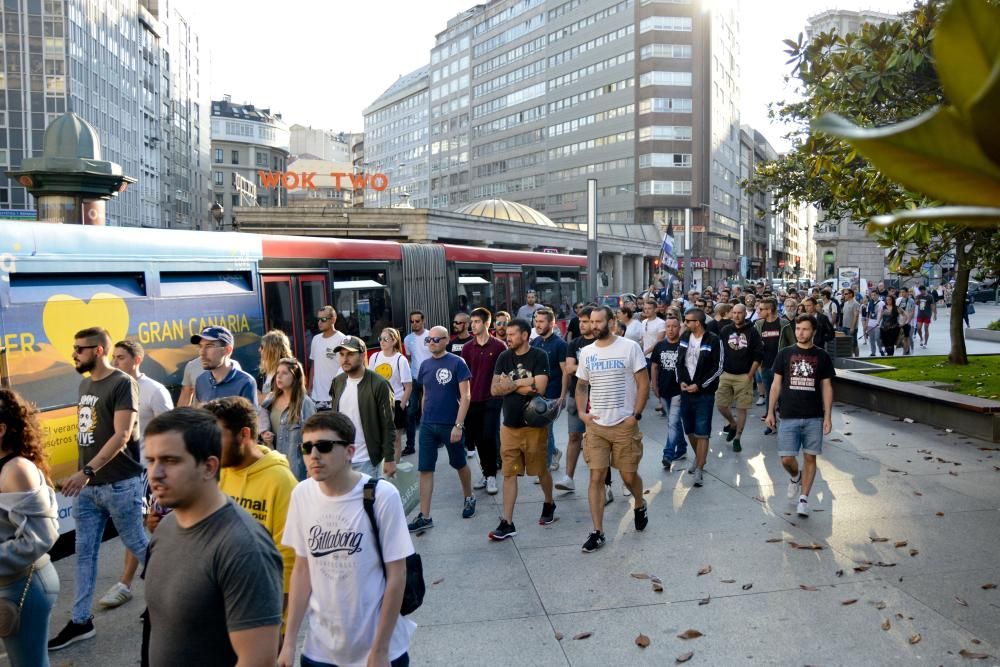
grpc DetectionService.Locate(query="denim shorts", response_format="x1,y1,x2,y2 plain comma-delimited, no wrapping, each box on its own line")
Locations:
565,405,586,434
680,392,715,439
777,417,824,456
418,423,467,472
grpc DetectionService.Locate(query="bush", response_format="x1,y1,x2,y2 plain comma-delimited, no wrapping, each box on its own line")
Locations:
988,320,1000,331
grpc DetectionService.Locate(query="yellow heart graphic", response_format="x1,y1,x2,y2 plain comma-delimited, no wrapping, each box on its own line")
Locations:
42,293,130,363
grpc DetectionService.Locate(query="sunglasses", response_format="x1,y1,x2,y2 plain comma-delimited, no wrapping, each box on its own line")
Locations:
495,321,509,327
318,316,333,323
684,319,699,324
73,344,98,353
301,439,352,455
425,336,447,344
452,320,466,325
379,336,394,343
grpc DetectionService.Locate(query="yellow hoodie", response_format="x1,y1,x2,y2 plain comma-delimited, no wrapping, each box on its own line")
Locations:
219,446,297,592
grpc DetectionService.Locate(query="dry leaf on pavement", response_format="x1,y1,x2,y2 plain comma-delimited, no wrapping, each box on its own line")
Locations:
554,632,563,641
894,541,908,548
676,651,694,664
677,629,703,640
698,596,710,605
955,596,969,607
800,585,818,592
432,577,445,585
635,633,651,648
981,583,997,590
936,512,945,517
573,632,592,640
875,601,887,610
870,537,889,543
742,583,753,590
841,599,859,605
697,565,712,576
909,633,921,645
653,582,664,593
765,537,783,543
959,649,991,659
910,549,920,557
721,579,736,583
630,572,650,580
881,619,891,631
651,576,663,584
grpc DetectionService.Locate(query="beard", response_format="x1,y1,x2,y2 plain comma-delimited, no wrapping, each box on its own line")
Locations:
75,357,96,375
594,323,611,340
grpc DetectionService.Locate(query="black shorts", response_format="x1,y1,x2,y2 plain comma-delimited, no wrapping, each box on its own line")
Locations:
902,324,912,336
393,401,407,429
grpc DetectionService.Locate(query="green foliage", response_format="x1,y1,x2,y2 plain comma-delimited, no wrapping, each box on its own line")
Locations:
870,354,1000,398
988,319,1000,331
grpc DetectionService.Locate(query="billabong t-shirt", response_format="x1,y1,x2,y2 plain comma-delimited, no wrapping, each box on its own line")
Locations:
576,336,646,426
78,369,142,484
417,354,472,425
772,344,835,419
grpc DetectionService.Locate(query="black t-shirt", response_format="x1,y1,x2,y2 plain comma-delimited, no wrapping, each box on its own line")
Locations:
772,345,835,419
916,295,933,317
565,336,595,397
494,347,550,428
650,338,681,398
758,318,783,367
448,335,472,356
567,317,580,340
78,369,141,485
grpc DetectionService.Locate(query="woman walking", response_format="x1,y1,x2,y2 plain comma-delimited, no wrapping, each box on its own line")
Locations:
368,327,412,463
261,358,316,480
0,389,60,667
258,330,293,402
879,296,901,357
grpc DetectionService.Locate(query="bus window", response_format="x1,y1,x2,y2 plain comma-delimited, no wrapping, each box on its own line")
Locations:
299,274,327,363
10,272,147,303
458,274,492,313
159,272,253,297
262,277,296,343
534,271,560,311
560,274,580,319
333,273,392,345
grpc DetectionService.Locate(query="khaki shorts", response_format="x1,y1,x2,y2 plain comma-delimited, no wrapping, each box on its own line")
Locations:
500,425,548,478
716,372,754,409
582,420,644,473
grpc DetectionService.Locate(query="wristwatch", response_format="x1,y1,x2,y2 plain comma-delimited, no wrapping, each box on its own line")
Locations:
453,423,465,430
82,465,96,479
633,413,643,421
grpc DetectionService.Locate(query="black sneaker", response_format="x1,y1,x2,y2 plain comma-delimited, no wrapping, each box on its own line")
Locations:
49,618,96,651
764,426,774,435
661,457,672,469
539,502,557,525
489,519,517,541
401,445,416,457
581,530,606,553
407,513,433,533
724,425,737,442
634,503,649,531
732,437,742,453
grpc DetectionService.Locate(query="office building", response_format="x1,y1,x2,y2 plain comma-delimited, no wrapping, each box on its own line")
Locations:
290,124,353,162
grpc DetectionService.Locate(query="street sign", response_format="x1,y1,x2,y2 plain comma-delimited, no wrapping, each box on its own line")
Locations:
0,209,37,220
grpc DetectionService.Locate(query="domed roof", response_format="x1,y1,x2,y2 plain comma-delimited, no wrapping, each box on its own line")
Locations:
455,199,557,227
43,113,102,160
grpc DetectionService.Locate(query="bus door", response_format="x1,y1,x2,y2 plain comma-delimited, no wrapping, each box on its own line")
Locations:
328,262,395,352
493,266,522,316
261,273,329,365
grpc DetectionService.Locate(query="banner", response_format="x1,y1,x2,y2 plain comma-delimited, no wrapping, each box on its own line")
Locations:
660,225,679,276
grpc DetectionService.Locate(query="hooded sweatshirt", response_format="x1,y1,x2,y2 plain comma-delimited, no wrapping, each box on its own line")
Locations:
219,446,297,591
0,465,59,578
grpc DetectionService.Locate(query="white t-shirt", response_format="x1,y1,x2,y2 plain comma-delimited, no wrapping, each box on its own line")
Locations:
402,331,433,380
136,373,173,453
368,351,411,399
624,318,643,345
340,376,369,465
576,335,647,426
283,475,416,666
641,317,665,356
182,356,241,388
310,330,347,402
685,334,703,380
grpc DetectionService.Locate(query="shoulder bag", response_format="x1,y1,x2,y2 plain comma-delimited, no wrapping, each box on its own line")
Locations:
363,479,425,615
0,565,33,637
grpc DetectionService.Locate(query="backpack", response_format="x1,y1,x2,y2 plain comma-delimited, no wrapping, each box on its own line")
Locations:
363,479,425,615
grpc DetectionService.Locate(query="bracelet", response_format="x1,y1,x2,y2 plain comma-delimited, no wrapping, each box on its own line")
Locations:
453,424,464,430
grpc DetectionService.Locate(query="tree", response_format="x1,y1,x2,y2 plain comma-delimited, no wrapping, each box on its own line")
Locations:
745,0,998,364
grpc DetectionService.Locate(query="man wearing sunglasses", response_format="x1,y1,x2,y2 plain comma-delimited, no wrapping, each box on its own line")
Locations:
676,308,724,488
448,312,473,356
402,311,432,457
408,326,474,532
493,312,511,341
308,306,346,411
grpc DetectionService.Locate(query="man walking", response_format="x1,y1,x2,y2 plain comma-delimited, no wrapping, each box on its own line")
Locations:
462,307,506,495
308,306,347,411
448,312,473,355
143,408,283,666
403,310,433,456
651,316,685,469
50,328,149,650
530,308,567,471
898,287,917,355
754,299,783,435
487,319,555,540
516,290,544,322
556,306,601,497
765,315,834,517
841,288,860,357
677,309,724,487
408,326,474,531
330,336,397,479
915,286,936,348
716,304,763,453
641,299,666,414
575,306,649,553
191,326,258,406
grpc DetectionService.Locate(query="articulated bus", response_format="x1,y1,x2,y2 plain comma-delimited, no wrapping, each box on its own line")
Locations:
0,222,587,545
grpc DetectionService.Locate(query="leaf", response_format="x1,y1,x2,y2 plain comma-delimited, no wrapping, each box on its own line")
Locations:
631,572,650,580
432,577,445,585
982,583,997,590
881,618,892,631
894,541,908,548
554,632,564,641
959,649,991,659
910,548,920,557
956,596,969,606
742,583,753,590
650,576,663,585
933,0,1000,111
753,495,766,503
842,598,859,605
800,584,819,592
876,601,887,610
573,632,593,640
870,206,1000,229
854,565,872,573
870,537,890,543
697,565,712,576
721,579,736,584
909,633,922,645
836,569,845,577
653,582,664,593
676,651,695,664
765,537,783,543
914,491,924,496
936,512,945,517
698,596,711,606
677,629,703,640
635,633,651,648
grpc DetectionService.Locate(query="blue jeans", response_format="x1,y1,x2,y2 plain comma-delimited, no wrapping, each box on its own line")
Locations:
777,418,824,457
659,395,686,461
759,368,775,400
72,476,148,623
302,652,409,667
0,562,59,667
546,422,556,466
405,381,423,449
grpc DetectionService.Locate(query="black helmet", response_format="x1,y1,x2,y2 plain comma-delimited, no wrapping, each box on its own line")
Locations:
523,396,559,427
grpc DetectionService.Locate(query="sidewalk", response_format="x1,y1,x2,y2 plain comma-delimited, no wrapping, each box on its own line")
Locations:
36,392,1000,666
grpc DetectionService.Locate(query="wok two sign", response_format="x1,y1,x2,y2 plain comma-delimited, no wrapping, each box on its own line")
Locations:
257,171,389,191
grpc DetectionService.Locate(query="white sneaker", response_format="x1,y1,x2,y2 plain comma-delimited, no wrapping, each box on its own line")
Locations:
605,484,614,505
473,476,487,490
550,448,563,471
98,582,132,609
755,395,765,406
554,475,575,491
466,450,476,459
797,496,809,517
787,476,801,500
687,459,698,474
486,476,498,495
622,483,632,497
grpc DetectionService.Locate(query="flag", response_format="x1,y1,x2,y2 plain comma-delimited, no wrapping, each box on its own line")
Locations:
660,223,679,277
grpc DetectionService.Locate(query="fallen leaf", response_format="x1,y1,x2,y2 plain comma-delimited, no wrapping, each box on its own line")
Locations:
836,569,845,577
894,541,908,548
698,596,710,606
789,541,825,550
959,649,991,659
870,537,890,543
554,632,563,641
676,651,694,664
697,565,712,576
752,495,766,503
842,598,859,605
800,584,818,592
908,633,921,645
573,632,592,640
630,572,650,580
635,633,651,648
651,576,663,584
874,561,897,568
981,583,997,590
652,582,664,593
972,639,982,644
949,471,959,476
813,508,826,512
910,549,919,557
881,618,891,631
888,468,903,473
936,512,945,517
875,601,887,610
956,596,969,607
854,565,872,573
914,491,923,496
643,489,651,495
721,579,736,583
765,537,783,543
432,577,445,585
677,629,703,640
742,583,753,590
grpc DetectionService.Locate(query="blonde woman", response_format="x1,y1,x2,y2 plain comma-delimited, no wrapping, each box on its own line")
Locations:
261,358,316,480
258,330,293,402
368,327,412,462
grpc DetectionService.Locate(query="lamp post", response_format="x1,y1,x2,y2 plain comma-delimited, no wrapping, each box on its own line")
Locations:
210,201,224,231
587,179,598,303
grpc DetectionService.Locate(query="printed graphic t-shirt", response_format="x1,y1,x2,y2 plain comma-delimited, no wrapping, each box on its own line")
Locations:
417,354,472,425
78,369,142,484
576,336,646,426
309,331,347,403
651,338,681,399
493,347,550,428
772,344,835,419
283,475,416,665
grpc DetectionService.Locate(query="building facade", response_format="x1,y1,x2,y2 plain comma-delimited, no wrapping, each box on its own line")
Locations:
289,124,352,162
0,0,207,228
210,96,289,229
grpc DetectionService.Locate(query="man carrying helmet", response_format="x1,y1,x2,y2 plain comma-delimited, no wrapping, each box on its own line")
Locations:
488,318,555,541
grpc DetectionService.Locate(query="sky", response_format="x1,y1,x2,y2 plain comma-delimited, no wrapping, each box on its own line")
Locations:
182,0,914,152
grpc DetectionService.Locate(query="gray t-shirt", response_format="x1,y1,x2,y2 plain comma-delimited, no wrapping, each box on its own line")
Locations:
842,299,859,331
145,499,283,667
78,369,142,484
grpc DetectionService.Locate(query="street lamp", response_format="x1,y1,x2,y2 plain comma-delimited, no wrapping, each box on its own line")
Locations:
210,201,224,231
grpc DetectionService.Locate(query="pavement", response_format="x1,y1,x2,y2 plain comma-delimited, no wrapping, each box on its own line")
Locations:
21,307,1000,667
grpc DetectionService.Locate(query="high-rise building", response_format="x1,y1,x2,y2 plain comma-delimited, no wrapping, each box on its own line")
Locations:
363,0,744,286
0,0,208,228
209,96,289,229
290,124,353,162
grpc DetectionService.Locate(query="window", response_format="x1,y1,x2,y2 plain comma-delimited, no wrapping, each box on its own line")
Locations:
639,180,693,195
639,16,693,32
9,273,147,304
332,270,392,343
639,97,693,113
640,43,692,59
638,126,693,141
263,278,295,341
231,150,239,165
213,148,223,163
213,171,224,185
256,151,268,167
159,272,253,297
457,272,493,311
639,153,692,168
639,71,693,87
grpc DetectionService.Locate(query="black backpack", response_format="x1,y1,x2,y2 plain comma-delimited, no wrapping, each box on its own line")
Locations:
363,479,425,615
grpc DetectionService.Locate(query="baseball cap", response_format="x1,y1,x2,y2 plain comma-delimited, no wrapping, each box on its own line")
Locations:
333,336,367,354
190,326,235,346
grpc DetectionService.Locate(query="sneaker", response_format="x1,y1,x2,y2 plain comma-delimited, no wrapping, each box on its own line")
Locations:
473,476,487,490
787,475,801,500
533,477,541,485
693,469,704,487
550,448,563,471
401,445,416,457
732,437,742,453
554,475,575,491
622,483,632,497
407,513,433,533
634,503,649,531
48,619,96,651
687,459,698,474
764,426,774,436
467,449,476,458
662,457,672,469
755,395,766,406
98,582,132,609
605,484,614,505
462,496,477,519
489,519,517,541
797,496,809,517
486,476,498,495
581,530,606,553
671,453,687,462
539,502,557,525
724,424,737,442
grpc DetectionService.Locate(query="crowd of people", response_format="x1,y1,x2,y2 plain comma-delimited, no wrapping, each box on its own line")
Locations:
6,276,951,666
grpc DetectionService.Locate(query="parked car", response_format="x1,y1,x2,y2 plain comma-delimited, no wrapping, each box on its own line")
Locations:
967,279,998,303
599,293,639,309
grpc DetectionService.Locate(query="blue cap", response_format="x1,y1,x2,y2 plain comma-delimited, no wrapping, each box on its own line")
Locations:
190,326,235,346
